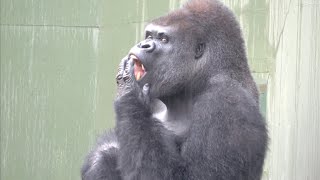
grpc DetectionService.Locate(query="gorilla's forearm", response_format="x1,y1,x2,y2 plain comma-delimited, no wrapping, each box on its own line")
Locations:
114,91,185,179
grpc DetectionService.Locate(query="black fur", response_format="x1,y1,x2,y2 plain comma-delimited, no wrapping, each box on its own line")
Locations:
82,0,268,179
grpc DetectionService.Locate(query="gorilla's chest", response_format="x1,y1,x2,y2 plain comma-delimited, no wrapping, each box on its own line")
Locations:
152,99,191,136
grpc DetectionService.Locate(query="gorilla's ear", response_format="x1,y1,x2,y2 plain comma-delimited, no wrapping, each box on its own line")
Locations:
195,43,205,59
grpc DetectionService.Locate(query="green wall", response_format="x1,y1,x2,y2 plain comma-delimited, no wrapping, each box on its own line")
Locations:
1,0,319,180
0,1,182,179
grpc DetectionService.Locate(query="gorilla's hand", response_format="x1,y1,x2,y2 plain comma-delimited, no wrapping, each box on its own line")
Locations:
116,56,133,97
115,56,151,107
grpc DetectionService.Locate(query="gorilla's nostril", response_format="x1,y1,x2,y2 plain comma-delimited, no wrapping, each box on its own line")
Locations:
141,44,151,49
138,41,155,52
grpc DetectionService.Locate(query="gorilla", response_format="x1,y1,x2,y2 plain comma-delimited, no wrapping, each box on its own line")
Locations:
81,0,268,180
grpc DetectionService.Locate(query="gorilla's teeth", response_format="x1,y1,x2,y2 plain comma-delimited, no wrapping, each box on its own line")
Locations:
136,72,141,80
130,55,138,61
141,64,145,71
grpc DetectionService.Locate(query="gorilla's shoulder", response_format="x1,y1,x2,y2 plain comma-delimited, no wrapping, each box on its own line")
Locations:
206,74,257,107
193,74,263,127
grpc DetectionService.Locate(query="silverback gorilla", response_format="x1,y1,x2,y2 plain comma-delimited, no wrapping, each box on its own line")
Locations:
81,0,268,179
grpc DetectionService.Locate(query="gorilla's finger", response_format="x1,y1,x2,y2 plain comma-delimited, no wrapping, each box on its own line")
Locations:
128,59,135,79
116,56,129,82
142,83,150,96
139,83,150,106
122,59,134,83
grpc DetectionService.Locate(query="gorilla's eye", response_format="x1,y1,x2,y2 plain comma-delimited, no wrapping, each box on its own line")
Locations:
146,35,152,40
161,37,168,43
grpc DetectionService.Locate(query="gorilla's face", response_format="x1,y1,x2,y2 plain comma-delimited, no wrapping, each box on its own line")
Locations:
129,24,204,98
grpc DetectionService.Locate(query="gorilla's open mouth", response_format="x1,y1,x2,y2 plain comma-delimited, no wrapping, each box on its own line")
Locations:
130,54,146,81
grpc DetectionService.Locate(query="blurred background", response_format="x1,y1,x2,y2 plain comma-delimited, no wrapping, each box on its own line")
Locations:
0,0,319,179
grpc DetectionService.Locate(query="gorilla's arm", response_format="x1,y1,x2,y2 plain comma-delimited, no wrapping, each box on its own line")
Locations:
114,87,185,180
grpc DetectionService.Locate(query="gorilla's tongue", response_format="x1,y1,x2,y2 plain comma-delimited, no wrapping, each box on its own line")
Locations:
132,57,145,81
